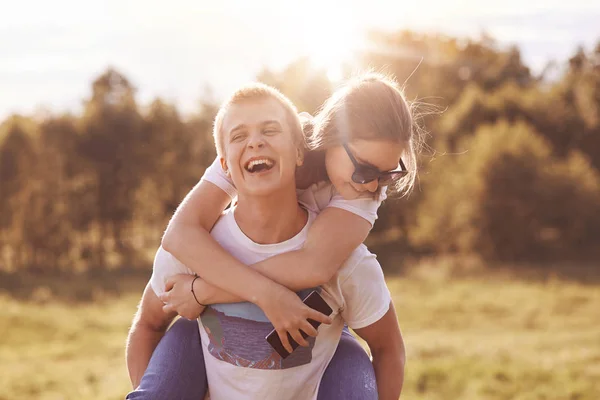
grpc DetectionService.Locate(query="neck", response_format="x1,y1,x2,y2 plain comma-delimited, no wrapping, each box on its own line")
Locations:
234,186,307,244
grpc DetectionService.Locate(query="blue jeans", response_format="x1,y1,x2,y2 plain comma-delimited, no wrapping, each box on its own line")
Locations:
127,318,377,399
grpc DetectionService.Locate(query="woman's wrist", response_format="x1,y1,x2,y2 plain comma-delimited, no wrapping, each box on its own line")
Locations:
255,280,288,309
191,274,207,306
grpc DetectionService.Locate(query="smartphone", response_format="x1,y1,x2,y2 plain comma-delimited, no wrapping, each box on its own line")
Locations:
265,290,333,359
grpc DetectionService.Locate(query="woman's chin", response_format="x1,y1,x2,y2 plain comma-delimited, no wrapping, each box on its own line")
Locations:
338,185,362,200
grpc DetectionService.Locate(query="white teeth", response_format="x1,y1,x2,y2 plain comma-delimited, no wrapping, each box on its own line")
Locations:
246,158,274,171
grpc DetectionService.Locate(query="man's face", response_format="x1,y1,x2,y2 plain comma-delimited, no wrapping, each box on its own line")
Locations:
220,97,300,197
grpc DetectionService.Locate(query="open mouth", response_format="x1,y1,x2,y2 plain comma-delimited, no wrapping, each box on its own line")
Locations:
244,157,275,173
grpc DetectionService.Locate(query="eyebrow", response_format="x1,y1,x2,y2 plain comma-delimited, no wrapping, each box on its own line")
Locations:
262,120,282,128
229,124,247,135
229,120,282,134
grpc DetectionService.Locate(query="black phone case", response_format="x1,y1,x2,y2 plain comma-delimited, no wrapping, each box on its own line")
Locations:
265,290,333,359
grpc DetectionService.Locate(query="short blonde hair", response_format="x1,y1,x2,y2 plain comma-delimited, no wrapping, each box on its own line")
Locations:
213,83,304,156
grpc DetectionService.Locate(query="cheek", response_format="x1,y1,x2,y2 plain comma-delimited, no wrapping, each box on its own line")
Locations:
224,146,243,174
325,151,353,184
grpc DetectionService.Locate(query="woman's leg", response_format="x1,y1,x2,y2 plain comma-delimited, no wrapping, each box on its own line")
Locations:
126,318,207,400
317,327,378,400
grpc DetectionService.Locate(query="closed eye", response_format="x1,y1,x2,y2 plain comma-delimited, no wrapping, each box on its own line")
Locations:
230,132,247,142
263,128,280,135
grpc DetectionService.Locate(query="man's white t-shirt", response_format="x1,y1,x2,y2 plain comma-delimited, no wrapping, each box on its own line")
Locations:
150,208,391,400
201,157,386,226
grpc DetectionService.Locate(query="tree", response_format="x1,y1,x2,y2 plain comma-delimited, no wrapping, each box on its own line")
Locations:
412,120,600,262
79,68,145,268
0,116,38,269
257,58,332,114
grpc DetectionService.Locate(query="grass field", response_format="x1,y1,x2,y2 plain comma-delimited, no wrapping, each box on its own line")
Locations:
1,265,599,400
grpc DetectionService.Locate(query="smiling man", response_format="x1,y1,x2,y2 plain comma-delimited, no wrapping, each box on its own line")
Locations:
126,83,405,400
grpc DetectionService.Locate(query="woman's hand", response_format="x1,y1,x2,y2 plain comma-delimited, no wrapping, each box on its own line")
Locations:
258,285,333,354
159,274,334,355
159,274,205,320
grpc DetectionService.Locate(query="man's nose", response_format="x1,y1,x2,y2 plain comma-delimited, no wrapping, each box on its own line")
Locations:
247,132,265,149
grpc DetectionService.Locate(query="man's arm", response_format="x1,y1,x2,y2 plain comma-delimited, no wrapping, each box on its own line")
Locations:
354,302,406,400
126,282,177,389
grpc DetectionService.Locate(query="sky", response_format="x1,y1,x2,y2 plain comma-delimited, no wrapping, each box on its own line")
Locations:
1,0,599,119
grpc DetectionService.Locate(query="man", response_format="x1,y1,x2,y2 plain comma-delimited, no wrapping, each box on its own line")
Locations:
126,83,405,399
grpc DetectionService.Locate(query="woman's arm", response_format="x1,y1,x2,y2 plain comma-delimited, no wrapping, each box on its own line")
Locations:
161,179,280,305
163,205,371,307
159,208,371,327
161,178,333,352
249,207,371,289
162,163,372,293
162,179,231,244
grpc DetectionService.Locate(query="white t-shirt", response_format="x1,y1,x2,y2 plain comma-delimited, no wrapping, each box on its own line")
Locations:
150,208,391,400
201,157,386,226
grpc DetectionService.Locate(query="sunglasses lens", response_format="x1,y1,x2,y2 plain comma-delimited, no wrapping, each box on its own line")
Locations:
352,171,377,184
379,171,407,185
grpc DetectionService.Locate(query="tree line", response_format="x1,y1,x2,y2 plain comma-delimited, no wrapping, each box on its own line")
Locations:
1,31,599,274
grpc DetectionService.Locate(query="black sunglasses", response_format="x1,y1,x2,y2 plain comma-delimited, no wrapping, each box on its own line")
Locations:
343,143,408,185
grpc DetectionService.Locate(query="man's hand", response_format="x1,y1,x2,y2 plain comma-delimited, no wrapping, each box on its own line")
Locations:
159,274,206,320
257,285,333,354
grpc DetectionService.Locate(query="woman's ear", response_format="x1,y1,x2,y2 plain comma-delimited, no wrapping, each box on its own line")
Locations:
219,157,230,175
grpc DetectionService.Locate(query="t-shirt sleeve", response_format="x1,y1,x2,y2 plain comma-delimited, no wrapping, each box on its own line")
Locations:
149,246,192,297
326,187,387,226
340,250,391,330
201,157,237,199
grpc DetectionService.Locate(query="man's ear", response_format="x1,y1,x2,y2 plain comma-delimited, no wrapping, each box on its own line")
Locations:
296,148,304,167
219,156,230,175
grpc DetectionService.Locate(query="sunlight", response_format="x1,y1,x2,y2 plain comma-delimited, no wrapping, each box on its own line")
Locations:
326,65,344,82
308,43,349,83
307,32,359,82
304,27,362,82
293,2,363,82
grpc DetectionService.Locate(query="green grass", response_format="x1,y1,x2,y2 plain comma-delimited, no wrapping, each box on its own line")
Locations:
388,271,600,400
1,267,599,399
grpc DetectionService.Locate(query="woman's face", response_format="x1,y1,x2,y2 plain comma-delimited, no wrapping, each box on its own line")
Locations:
325,139,406,200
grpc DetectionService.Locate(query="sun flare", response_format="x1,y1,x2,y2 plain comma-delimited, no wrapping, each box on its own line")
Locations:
297,6,363,82
305,29,361,82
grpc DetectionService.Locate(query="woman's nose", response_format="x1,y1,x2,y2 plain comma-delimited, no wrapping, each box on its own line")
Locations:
353,179,379,193
363,180,379,193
